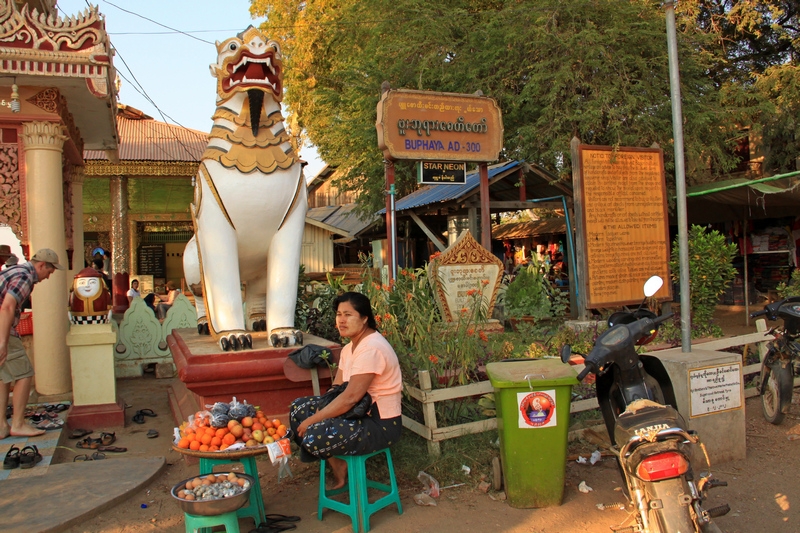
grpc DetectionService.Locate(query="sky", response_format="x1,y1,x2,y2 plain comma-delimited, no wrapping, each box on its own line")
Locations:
55,0,325,176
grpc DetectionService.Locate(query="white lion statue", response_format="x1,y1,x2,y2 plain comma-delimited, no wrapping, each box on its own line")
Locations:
183,27,306,351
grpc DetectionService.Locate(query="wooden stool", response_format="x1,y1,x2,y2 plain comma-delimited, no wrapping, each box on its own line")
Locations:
318,448,403,533
199,456,266,527
184,510,240,533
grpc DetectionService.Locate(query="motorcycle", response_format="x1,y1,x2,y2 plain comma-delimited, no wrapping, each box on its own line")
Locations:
561,276,728,532
749,296,800,424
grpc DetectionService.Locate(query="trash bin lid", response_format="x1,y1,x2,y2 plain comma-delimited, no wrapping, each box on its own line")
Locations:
486,358,578,389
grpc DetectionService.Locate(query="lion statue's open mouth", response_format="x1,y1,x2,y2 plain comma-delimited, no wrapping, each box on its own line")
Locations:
215,27,284,102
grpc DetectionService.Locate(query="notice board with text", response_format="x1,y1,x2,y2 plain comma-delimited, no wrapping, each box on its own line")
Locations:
577,146,672,307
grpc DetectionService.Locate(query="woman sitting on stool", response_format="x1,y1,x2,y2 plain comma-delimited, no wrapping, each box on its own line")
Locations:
290,291,402,489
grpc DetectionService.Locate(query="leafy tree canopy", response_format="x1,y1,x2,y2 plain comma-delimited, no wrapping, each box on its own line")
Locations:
250,0,798,214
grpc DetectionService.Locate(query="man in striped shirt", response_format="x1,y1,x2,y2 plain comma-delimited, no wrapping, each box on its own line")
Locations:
0,249,64,439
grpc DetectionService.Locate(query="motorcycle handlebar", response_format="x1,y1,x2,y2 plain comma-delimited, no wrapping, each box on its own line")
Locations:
750,309,768,318
577,362,593,381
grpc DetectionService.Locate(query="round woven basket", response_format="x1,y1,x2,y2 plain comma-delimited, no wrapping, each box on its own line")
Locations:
171,444,270,459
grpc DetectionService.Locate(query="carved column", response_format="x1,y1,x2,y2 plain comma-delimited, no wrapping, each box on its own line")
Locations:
69,167,86,279
21,121,71,395
110,175,130,313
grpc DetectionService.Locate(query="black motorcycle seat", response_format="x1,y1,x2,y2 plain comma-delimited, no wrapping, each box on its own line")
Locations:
615,400,685,445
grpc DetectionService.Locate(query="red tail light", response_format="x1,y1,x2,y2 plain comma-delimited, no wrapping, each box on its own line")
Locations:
636,451,689,481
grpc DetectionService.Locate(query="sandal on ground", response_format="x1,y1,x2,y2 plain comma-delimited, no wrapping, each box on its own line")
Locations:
132,412,145,424
73,451,106,461
138,408,157,417
19,445,42,469
100,432,116,445
261,515,301,526
3,445,20,470
35,419,64,430
250,523,297,533
68,429,92,439
97,445,127,453
147,429,159,438
53,403,70,412
76,437,101,449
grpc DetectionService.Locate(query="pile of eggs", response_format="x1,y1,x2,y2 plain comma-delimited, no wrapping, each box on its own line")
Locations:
175,472,250,501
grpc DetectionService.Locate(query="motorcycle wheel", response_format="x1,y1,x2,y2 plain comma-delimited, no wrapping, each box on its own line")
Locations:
761,361,793,425
642,478,697,533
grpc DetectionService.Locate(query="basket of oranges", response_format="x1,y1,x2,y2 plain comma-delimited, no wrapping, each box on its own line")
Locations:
174,398,289,457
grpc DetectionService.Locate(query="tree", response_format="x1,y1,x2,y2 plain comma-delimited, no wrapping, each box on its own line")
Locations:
250,0,770,213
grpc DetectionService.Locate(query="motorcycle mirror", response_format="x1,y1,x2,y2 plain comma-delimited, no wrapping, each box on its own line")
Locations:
643,275,663,298
560,344,572,364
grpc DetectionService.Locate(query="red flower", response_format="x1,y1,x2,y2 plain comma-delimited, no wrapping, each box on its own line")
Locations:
481,279,489,286
467,288,477,296
428,354,439,364
467,328,475,336
479,331,488,342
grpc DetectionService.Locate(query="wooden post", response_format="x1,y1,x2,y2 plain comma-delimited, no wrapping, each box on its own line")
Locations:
385,160,395,283
569,137,589,320
418,370,441,456
479,163,491,251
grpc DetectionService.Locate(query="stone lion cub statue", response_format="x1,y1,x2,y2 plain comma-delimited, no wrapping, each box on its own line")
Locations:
183,27,307,351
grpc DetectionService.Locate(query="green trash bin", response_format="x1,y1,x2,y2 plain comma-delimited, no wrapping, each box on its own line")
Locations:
486,358,578,508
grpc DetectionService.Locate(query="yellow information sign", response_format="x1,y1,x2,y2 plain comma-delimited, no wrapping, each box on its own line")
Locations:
578,146,672,307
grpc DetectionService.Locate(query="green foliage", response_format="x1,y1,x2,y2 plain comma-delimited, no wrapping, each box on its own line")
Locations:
251,0,747,213
504,255,568,321
300,273,351,343
669,225,738,336
776,269,800,298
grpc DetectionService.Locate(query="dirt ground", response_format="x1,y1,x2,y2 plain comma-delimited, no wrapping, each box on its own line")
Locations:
61,305,800,533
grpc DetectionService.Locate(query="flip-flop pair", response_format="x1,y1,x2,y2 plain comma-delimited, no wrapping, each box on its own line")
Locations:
97,445,127,453
77,437,102,449
132,408,157,424
250,514,301,533
69,428,92,439
74,452,106,461
35,419,64,430
3,445,20,469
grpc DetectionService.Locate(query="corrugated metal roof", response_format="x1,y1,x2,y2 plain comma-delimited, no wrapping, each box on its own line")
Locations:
390,160,520,212
84,105,207,162
306,203,377,238
492,218,566,239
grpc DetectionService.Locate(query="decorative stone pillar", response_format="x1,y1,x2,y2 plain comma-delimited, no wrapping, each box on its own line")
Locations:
69,167,86,279
21,121,71,395
110,175,130,313
128,218,138,277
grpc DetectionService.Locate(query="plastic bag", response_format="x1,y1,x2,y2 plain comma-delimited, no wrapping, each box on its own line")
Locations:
228,397,248,420
417,471,440,498
267,439,293,481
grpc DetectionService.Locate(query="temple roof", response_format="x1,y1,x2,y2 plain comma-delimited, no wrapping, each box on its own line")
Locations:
84,104,207,163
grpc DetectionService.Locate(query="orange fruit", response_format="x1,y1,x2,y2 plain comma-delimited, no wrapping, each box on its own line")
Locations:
256,410,265,419
227,419,239,430
177,438,190,449
200,433,213,445
263,420,274,429
199,444,210,452
210,436,222,447
220,443,229,451
215,428,229,439
267,427,276,436
241,416,254,428
209,445,219,452
223,433,236,445
230,425,244,438
271,418,282,428
276,426,287,438
189,440,201,451
252,422,264,432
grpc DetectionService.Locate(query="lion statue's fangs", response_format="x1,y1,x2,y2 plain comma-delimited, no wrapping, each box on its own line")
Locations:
183,26,307,351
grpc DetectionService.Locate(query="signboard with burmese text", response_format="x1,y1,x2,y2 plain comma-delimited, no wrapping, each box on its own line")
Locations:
376,89,503,162
428,231,504,322
417,161,466,185
577,145,672,307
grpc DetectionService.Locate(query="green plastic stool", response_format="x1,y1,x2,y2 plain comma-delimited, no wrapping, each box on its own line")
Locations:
184,510,240,533
199,456,266,527
318,448,403,533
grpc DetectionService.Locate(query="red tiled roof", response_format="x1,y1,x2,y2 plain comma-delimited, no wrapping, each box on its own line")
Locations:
84,104,207,162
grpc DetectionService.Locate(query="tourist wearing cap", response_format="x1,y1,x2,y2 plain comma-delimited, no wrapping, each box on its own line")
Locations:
0,248,64,438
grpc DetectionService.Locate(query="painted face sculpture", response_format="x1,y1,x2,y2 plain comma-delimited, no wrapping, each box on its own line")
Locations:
70,267,111,324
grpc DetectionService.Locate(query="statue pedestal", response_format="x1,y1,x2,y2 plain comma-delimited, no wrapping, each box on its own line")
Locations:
167,329,341,423
65,322,126,429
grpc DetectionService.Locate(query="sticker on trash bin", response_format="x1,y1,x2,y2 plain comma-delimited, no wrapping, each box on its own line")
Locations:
518,390,556,428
